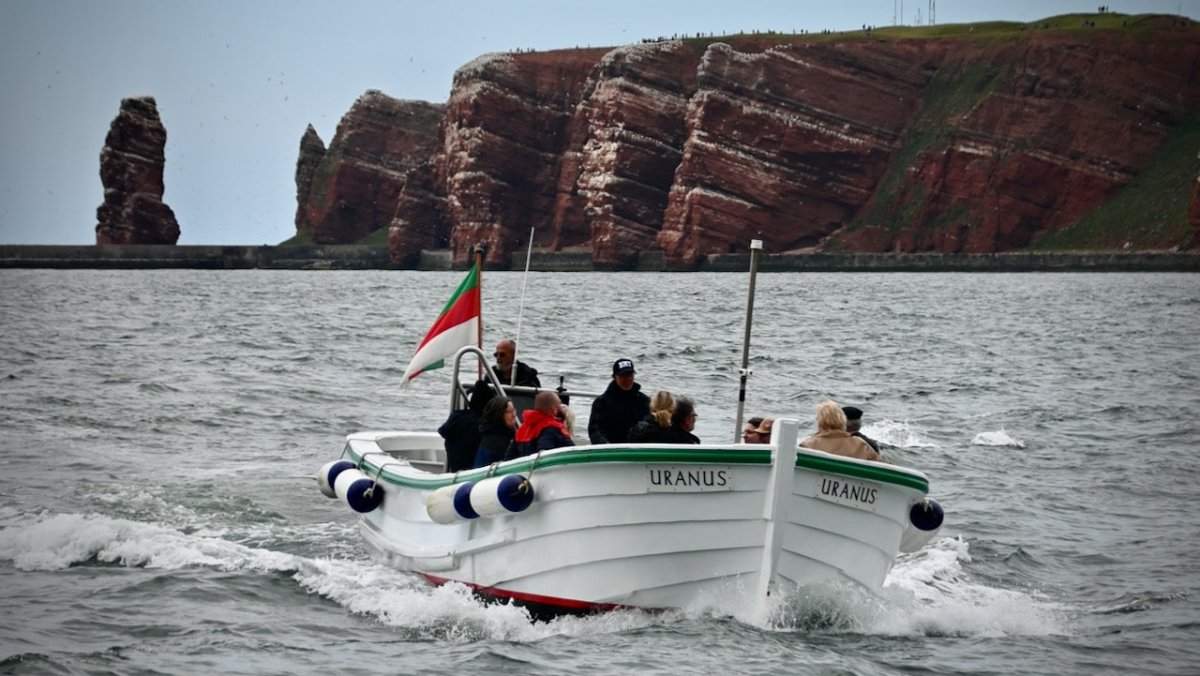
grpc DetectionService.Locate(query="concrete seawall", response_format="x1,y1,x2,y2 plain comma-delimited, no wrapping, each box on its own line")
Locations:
1,245,1197,272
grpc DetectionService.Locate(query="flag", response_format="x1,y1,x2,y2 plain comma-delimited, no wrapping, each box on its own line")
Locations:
401,263,481,383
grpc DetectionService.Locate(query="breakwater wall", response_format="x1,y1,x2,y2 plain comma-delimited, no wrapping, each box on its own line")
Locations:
1,245,1197,272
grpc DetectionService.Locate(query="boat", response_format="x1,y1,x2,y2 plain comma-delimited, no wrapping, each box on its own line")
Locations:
315,244,944,619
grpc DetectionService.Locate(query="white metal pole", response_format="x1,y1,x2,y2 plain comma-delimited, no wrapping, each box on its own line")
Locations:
734,239,763,442
511,228,535,386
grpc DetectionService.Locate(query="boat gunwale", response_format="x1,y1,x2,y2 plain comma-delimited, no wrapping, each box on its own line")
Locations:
344,439,931,493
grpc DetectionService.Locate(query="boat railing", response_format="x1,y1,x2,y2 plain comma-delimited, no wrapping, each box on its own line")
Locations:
449,346,602,419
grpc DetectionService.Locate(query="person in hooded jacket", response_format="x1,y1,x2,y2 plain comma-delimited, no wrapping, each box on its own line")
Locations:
588,358,651,444
505,391,574,459
474,396,516,468
437,380,494,472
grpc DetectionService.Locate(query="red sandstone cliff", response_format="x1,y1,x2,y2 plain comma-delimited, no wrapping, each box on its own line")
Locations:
295,91,443,245
299,16,1200,267
96,96,180,245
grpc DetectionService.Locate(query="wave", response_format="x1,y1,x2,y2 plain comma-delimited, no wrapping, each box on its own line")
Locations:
865,419,940,449
847,537,1068,638
0,512,1070,642
971,429,1026,448
1090,592,1189,615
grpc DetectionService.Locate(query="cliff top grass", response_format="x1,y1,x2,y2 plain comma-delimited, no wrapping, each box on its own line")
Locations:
679,12,1195,50
1030,113,1200,252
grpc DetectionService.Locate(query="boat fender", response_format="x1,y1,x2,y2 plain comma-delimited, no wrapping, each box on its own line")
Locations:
333,467,384,513
426,482,479,523
909,498,944,532
317,460,357,499
469,474,535,518
899,498,944,553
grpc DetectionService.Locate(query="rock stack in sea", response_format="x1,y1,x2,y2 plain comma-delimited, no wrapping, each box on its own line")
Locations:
95,96,181,245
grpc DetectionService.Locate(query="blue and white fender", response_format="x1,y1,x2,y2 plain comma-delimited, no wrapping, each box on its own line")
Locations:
469,474,535,517
317,460,357,499
426,482,479,524
333,467,384,513
899,498,944,553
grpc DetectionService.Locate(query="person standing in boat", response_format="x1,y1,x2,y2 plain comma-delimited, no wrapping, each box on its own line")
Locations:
800,400,882,462
842,405,881,455
588,358,651,444
505,391,574,459
474,396,517,468
437,380,494,472
493,339,540,387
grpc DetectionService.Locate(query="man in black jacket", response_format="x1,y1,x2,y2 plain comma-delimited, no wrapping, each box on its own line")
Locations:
493,339,540,387
842,405,881,454
588,358,651,444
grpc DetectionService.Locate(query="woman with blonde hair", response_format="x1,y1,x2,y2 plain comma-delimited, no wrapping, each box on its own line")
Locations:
800,400,882,461
627,390,676,443
558,403,580,442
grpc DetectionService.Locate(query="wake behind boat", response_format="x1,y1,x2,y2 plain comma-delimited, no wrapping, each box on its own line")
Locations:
315,243,944,618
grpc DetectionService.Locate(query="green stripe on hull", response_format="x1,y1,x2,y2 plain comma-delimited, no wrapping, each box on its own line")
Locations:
347,445,929,493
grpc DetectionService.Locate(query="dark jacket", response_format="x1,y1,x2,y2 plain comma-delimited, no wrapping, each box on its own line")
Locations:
627,415,701,444
474,418,515,468
437,409,481,472
588,381,651,444
495,360,540,388
505,409,574,460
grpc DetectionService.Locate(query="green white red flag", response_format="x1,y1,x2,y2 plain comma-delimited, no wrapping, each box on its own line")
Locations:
401,263,481,383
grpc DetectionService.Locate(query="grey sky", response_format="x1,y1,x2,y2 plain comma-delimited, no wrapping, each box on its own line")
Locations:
2,0,1197,245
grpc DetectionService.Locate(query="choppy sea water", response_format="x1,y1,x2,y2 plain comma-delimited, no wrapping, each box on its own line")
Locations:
1,269,1198,675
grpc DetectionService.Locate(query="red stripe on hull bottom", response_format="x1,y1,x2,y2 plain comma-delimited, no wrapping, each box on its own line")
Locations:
420,573,646,619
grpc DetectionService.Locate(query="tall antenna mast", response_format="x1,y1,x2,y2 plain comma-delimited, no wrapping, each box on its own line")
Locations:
929,0,936,25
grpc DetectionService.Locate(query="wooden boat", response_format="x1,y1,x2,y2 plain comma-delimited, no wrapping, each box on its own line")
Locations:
317,349,943,618
316,241,942,618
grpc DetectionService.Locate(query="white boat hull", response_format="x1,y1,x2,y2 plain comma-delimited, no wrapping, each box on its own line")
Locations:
325,419,941,615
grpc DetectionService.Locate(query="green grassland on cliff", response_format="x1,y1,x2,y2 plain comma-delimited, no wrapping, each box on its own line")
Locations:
1030,114,1200,252
683,12,1188,49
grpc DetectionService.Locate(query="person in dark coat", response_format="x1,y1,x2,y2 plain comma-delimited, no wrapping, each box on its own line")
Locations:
627,390,676,443
665,397,702,444
474,396,516,468
842,405,881,454
437,380,494,472
588,358,651,444
493,339,540,387
629,393,700,444
505,391,574,459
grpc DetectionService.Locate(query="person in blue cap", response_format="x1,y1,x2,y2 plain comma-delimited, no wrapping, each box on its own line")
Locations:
588,358,651,444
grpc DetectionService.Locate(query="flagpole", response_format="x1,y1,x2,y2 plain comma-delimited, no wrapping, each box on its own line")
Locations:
511,228,535,386
734,238,763,442
474,246,485,381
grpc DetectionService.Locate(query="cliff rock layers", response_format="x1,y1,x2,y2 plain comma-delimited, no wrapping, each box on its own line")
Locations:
294,90,444,245
296,16,1200,267
96,96,180,245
